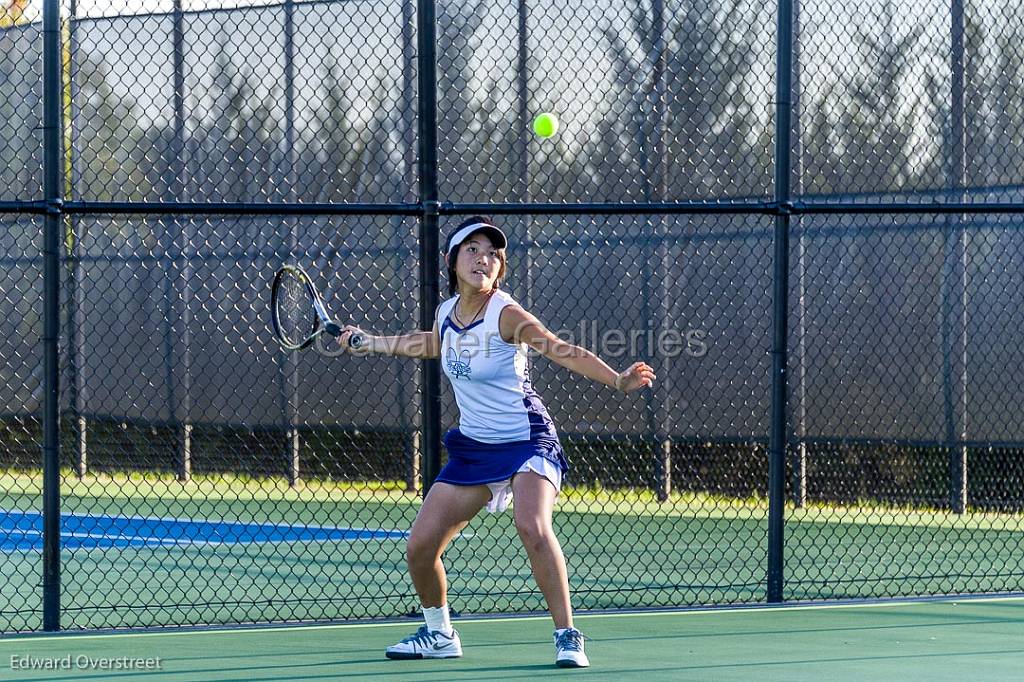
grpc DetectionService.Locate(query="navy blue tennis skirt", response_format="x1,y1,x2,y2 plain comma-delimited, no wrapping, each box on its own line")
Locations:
436,428,569,486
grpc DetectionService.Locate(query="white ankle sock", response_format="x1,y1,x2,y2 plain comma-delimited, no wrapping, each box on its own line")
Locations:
423,605,452,635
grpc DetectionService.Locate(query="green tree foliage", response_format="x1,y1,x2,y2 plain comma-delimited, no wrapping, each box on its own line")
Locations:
0,21,41,199
75,53,148,202
63,0,1020,208
127,34,403,207
0,5,41,413
301,58,400,204
964,2,1024,188
176,47,282,202
0,0,30,28
596,0,772,202
436,0,524,203
802,2,939,195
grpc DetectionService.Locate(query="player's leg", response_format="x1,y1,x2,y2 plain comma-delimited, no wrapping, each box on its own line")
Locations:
406,481,490,607
511,471,571,626
386,481,491,660
511,471,590,667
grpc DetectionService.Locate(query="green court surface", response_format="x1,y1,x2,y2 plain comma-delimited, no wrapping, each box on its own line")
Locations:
3,472,1024,630
0,598,1021,681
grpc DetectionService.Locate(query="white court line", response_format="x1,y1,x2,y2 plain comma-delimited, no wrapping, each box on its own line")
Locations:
2,527,407,550
2,595,1021,643
0,508,407,537
8,529,340,547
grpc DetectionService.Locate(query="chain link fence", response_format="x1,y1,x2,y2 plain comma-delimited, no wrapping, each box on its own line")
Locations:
1,0,1023,632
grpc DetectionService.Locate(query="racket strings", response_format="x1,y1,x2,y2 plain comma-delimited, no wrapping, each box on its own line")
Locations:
276,272,317,346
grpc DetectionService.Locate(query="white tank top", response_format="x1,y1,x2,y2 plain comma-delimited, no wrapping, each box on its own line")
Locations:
438,290,557,443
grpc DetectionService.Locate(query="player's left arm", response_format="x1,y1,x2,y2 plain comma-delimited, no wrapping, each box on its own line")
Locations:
499,305,655,393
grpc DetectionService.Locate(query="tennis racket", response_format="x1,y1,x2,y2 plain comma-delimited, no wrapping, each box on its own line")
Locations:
271,265,364,351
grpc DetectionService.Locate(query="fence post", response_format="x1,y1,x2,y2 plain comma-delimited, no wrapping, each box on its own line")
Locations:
791,0,807,509
416,0,442,496
67,0,87,480
768,0,796,604
516,0,536,311
650,0,671,502
283,0,301,487
42,0,64,632
945,0,969,514
401,0,420,494
636,2,670,501
176,0,194,483
168,0,193,483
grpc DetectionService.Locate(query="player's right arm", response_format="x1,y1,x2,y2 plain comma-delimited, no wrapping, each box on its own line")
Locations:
338,320,440,360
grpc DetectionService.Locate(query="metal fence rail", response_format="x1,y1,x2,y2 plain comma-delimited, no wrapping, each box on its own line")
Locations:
1,0,1023,632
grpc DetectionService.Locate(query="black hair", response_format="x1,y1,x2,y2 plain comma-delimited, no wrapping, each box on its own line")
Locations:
446,216,507,296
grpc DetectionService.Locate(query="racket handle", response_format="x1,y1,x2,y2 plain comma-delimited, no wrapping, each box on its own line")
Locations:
325,322,363,349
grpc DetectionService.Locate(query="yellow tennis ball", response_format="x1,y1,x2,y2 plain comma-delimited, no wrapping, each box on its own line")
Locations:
533,112,559,138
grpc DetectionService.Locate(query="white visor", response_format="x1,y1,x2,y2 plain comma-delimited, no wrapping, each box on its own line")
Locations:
446,222,508,255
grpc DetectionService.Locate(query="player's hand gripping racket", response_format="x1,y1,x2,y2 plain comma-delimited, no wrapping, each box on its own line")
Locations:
271,265,364,351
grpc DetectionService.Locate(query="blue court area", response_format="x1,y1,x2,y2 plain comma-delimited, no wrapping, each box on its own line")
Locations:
0,510,406,551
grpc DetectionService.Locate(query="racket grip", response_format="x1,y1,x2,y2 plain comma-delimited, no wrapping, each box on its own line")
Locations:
325,322,363,349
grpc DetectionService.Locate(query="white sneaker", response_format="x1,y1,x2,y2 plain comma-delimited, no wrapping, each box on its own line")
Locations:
385,626,463,660
554,628,590,668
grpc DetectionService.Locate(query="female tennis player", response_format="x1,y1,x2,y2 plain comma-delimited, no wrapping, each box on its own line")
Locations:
338,217,655,668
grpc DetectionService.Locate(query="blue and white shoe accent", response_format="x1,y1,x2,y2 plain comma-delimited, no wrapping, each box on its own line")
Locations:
385,626,463,659
554,628,590,668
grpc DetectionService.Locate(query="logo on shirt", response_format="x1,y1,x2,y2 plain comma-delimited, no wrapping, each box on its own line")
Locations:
446,348,472,380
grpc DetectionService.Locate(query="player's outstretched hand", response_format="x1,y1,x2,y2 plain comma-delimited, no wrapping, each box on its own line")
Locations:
338,325,366,353
614,362,656,393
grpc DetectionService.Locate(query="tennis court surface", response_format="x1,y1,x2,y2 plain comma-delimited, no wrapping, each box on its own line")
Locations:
1,597,1020,681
